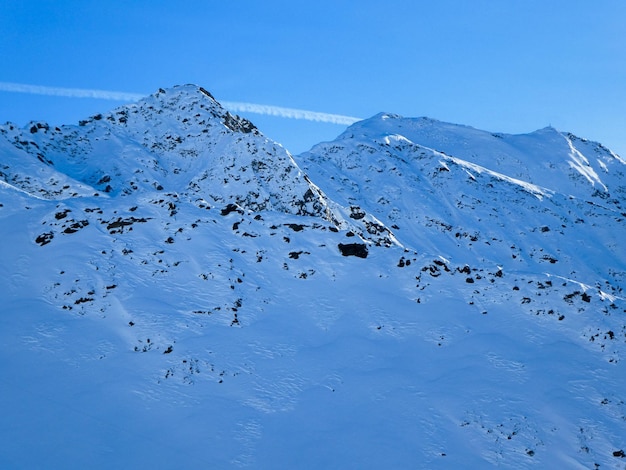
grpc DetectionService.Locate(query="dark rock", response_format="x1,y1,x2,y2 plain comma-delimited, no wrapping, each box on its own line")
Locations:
285,223,305,232
221,204,241,216
349,206,366,220
223,111,257,134
457,265,471,275
106,216,150,232
338,243,368,258
35,232,54,246
198,87,214,99
63,220,89,234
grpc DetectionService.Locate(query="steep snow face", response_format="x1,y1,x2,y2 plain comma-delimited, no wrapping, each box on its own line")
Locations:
1,90,626,469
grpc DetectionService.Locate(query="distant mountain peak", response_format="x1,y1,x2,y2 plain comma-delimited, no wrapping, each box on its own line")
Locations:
328,112,625,203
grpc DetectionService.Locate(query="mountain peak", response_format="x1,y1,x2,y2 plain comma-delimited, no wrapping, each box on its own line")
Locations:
0,85,399,246
74,84,258,137
323,113,625,202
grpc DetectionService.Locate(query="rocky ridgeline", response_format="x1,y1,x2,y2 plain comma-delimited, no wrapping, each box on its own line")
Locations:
0,85,396,248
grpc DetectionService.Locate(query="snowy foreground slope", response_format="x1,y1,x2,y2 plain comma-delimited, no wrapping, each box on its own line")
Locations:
1,85,625,468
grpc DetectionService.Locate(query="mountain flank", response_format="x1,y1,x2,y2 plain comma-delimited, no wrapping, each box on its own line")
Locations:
1,85,625,468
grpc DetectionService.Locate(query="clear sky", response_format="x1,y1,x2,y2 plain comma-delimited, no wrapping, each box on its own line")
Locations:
1,1,625,156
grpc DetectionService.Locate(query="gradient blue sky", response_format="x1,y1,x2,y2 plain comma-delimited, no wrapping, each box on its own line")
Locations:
1,1,625,155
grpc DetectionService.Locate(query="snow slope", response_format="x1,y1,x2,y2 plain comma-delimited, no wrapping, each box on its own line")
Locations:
1,86,625,468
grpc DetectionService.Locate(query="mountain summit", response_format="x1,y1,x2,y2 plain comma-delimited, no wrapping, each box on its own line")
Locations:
1,85,625,468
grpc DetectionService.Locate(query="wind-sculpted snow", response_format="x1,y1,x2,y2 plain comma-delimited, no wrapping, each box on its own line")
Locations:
1,87,625,468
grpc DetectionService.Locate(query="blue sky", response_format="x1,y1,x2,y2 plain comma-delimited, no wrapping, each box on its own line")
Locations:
1,1,625,155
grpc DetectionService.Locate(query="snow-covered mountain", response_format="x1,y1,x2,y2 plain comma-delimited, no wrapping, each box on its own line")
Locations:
1,85,625,468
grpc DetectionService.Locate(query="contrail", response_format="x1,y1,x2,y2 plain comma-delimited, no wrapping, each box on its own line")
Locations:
0,81,145,101
0,81,361,125
220,101,359,126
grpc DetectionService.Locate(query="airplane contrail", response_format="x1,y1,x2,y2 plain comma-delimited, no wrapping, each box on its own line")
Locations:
0,81,361,126
0,81,144,102
220,101,360,126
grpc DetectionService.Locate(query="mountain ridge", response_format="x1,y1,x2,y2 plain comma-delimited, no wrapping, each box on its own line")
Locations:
1,85,625,468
